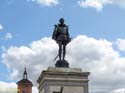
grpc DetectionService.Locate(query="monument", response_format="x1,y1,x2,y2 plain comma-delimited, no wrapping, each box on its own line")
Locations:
52,18,71,67
37,18,90,93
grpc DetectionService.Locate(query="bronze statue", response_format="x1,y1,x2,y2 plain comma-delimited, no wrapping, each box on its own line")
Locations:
52,18,71,67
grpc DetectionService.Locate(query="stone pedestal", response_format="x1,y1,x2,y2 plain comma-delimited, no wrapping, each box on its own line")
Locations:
37,67,90,93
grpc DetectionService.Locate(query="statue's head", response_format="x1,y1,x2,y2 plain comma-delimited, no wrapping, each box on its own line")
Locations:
59,18,64,24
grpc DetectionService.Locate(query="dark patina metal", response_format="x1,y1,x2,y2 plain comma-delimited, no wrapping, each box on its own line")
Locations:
52,18,71,67
53,87,63,93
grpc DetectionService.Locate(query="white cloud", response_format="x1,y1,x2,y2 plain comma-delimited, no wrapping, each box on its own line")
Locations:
2,35,125,93
111,88,125,93
30,0,59,6
78,0,110,11
116,39,125,51
10,69,19,80
2,37,57,82
0,81,17,93
78,0,125,11
0,24,3,31
0,81,38,93
32,86,39,93
5,33,13,40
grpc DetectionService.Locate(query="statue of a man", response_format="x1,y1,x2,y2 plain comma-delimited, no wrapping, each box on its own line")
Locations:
52,18,71,61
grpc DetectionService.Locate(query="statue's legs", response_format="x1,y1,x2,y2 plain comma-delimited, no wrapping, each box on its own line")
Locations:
63,44,66,60
58,43,62,61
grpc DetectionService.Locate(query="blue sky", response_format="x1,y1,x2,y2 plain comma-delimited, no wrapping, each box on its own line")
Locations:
0,0,125,93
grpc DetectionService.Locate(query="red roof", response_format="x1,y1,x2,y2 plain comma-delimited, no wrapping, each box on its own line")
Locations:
17,79,33,86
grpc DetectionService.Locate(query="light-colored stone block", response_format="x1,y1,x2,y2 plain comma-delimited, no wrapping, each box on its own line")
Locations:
49,86,84,93
47,67,82,73
37,67,90,93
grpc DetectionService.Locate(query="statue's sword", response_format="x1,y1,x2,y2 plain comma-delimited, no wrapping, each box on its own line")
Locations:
53,54,59,61
53,48,64,61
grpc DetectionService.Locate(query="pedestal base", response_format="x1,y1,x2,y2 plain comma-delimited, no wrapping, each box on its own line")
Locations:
37,67,90,93
55,60,69,68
